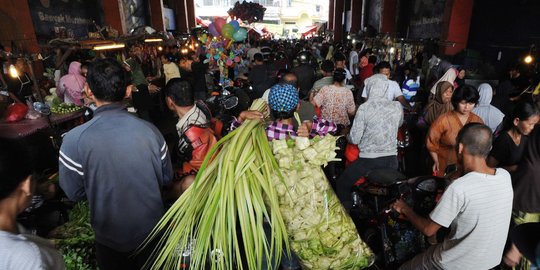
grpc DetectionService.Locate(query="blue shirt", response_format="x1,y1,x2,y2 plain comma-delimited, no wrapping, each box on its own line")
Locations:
59,103,173,252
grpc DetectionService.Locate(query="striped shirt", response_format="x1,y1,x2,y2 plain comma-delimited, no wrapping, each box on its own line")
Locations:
427,169,513,269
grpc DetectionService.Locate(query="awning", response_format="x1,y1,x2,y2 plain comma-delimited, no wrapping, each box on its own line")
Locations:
196,16,211,27
300,25,318,36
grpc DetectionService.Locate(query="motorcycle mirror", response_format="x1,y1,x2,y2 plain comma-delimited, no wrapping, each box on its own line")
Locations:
222,96,239,110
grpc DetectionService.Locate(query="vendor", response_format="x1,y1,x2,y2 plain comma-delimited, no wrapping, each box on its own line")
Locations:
6,58,33,103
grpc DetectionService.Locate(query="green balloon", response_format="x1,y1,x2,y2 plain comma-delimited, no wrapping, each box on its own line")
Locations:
221,24,234,39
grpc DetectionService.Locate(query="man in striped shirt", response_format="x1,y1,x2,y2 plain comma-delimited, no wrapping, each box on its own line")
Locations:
393,123,513,270
59,58,173,270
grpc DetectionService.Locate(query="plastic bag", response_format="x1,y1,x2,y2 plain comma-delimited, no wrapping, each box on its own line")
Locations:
271,135,374,269
24,101,42,120
4,103,28,122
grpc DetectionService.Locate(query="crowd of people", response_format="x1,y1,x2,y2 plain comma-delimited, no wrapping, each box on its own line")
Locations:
2,36,540,269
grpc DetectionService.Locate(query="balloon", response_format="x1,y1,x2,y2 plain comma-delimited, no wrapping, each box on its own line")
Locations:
221,24,234,39
233,28,248,41
234,56,241,63
229,20,240,31
208,23,220,37
226,59,233,66
214,17,226,32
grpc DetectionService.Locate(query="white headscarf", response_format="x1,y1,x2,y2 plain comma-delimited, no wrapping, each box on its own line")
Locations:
472,83,505,133
430,68,458,95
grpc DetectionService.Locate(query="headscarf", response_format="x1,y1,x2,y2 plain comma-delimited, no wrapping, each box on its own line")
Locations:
268,83,299,113
57,61,85,106
364,74,389,100
473,83,505,132
430,67,458,95
424,81,454,125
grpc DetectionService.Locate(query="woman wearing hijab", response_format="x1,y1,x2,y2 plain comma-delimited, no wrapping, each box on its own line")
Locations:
429,67,458,96
424,81,454,125
0,139,65,269
473,83,505,133
427,85,483,176
57,61,86,106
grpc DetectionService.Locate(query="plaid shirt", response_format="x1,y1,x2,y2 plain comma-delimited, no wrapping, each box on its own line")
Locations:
231,117,337,141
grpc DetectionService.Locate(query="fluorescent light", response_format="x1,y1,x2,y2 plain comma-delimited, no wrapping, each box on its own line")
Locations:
93,43,125,51
9,64,18,78
144,38,163,43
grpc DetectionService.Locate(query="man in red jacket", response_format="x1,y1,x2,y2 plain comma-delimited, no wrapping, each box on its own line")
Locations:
165,78,217,197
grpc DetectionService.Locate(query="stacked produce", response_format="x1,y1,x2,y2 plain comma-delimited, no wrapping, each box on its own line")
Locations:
45,88,82,114
49,202,95,270
143,99,289,270
270,114,374,269
50,103,82,114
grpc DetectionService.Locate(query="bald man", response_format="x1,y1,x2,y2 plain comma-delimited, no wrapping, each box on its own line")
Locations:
393,123,513,270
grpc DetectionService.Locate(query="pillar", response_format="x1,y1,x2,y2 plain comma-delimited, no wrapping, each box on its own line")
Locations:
333,0,344,41
149,0,165,32
380,0,397,35
102,0,125,34
175,0,189,33
350,0,362,34
328,0,335,30
441,0,474,55
186,0,196,30
0,0,39,53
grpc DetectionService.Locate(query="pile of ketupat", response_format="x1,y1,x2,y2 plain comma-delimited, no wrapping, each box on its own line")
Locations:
270,114,374,269
142,99,289,270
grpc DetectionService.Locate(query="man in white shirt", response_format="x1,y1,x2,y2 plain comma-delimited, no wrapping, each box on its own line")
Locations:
393,123,514,270
362,61,412,110
349,43,361,77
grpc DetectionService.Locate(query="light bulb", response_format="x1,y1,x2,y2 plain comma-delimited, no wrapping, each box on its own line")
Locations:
9,64,18,78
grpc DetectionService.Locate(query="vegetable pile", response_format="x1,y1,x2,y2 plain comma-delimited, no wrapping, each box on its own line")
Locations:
50,103,82,114
271,134,374,269
49,201,96,270
143,99,289,270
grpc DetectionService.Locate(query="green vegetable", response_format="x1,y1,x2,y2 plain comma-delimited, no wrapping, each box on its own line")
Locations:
50,201,96,270
141,99,289,270
271,136,374,270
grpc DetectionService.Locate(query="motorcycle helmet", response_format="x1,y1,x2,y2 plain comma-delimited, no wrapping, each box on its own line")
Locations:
297,50,311,65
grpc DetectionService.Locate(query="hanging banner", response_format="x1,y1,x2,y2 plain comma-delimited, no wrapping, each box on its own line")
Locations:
408,0,447,39
28,0,102,41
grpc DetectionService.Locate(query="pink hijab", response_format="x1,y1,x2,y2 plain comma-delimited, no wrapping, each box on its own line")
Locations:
58,61,85,106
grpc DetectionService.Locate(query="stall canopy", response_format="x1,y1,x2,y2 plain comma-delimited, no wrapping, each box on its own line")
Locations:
196,16,211,27
300,25,318,37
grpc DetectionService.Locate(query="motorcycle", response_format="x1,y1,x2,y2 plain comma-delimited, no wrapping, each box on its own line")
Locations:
205,83,251,138
350,166,454,269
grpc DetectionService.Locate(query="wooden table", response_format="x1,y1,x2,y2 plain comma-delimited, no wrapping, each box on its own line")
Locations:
0,110,84,139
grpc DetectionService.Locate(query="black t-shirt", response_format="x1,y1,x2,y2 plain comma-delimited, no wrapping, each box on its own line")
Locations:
292,64,315,99
191,62,208,94
490,132,528,167
513,126,540,212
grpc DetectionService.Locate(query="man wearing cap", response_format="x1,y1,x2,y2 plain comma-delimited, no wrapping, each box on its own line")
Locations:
234,83,337,141
232,83,337,270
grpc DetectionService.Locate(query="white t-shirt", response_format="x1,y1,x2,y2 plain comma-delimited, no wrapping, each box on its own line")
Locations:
349,51,359,75
362,78,403,101
0,230,65,270
427,169,513,270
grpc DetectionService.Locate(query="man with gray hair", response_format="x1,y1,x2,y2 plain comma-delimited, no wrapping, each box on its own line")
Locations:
393,123,513,270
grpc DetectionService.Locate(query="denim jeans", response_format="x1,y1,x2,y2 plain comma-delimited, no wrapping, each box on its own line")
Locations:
336,155,398,211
